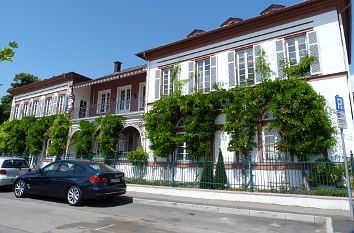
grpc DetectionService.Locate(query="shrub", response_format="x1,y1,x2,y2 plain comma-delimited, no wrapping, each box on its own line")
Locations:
200,151,214,189
307,159,344,188
214,149,228,189
127,147,148,167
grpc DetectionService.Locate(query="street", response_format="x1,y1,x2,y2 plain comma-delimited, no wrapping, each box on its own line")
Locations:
0,188,326,233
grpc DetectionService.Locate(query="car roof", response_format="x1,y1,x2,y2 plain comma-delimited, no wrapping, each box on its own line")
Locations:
55,160,97,165
0,157,27,161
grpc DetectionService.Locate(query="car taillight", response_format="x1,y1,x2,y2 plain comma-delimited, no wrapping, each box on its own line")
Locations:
89,176,108,184
0,169,6,174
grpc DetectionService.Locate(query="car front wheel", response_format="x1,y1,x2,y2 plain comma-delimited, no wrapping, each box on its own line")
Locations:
14,180,28,198
67,186,83,206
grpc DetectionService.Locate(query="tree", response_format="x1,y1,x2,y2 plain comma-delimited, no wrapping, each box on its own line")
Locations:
0,41,18,62
72,120,97,158
0,73,39,123
26,116,55,155
214,149,228,189
47,114,71,156
200,151,214,189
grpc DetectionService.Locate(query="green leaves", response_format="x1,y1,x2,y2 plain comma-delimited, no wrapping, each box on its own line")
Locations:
72,120,96,157
98,114,124,158
0,41,19,62
47,114,71,155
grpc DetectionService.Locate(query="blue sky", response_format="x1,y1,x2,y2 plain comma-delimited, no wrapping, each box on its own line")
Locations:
0,0,352,97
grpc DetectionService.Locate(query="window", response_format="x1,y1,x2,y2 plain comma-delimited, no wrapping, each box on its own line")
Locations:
176,141,191,161
263,128,282,162
117,134,128,159
33,101,39,116
162,68,173,96
58,95,65,113
58,162,75,172
196,59,211,93
139,83,146,111
237,48,254,86
117,86,131,114
1,159,29,168
45,97,52,116
14,106,19,119
286,35,307,66
42,162,61,174
79,100,87,118
97,90,111,113
23,103,28,117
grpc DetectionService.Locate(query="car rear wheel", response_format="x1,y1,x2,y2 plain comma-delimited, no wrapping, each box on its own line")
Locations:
14,180,28,198
67,186,83,206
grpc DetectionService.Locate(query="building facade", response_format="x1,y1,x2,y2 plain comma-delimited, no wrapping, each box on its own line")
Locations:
137,0,353,162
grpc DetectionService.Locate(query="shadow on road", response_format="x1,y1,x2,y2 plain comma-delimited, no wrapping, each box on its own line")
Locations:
0,186,12,192
18,194,134,208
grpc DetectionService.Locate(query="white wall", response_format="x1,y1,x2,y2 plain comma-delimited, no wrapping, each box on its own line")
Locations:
73,86,91,108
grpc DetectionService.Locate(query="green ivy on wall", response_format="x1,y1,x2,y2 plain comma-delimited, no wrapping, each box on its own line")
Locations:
47,114,71,156
97,114,124,158
72,120,96,158
143,55,335,160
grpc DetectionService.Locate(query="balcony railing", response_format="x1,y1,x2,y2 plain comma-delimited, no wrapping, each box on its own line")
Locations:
71,97,145,120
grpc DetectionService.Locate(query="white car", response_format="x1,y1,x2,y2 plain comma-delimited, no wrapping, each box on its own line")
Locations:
0,157,30,187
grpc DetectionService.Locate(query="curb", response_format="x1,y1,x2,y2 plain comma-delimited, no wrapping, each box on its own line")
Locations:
134,198,333,233
128,185,349,211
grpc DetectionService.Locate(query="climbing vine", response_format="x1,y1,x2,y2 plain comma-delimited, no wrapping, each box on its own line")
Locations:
72,120,97,157
47,114,71,155
97,114,124,158
144,54,335,160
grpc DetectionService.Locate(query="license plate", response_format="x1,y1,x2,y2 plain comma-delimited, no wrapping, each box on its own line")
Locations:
110,178,120,183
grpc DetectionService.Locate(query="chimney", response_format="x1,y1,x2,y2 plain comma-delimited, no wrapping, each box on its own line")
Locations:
114,61,122,73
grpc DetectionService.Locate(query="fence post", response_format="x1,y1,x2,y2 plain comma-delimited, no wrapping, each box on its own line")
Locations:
350,151,354,177
171,153,176,188
249,157,254,192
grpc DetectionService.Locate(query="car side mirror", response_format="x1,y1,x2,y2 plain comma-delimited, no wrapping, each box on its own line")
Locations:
36,168,43,173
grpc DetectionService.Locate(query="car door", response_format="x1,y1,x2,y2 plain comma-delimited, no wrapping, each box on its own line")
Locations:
49,162,76,198
29,162,61,195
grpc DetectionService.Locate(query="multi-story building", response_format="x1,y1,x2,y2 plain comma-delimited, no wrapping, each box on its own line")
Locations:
67,63,147,158
10,72,90,120
137,0,353,162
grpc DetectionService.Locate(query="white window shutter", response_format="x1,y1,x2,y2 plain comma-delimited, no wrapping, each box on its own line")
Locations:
155,69,161,100
39,97,45,117
28,99,33,116
210,56,217,91
307,31,321,75
52,95,58,115
18,102,24,119
227,51,236,87
275,39,285,79
10,104,15,120
188,62,195,94
254,44,262,83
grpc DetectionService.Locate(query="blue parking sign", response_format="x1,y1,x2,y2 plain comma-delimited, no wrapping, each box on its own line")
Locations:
335,95,345,112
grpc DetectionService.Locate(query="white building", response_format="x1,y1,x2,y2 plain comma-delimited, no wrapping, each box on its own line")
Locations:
137,0,353,162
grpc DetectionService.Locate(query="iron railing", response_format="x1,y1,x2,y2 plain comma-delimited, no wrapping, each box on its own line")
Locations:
71,97,145,120
2,154,352,197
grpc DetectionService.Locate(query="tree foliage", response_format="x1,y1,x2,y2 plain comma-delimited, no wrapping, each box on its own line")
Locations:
0,73,39,123
98,114,124,158
47,114,71,155
127,146,149,167
0,41,18,62
72,120,96,157
26,116,55,154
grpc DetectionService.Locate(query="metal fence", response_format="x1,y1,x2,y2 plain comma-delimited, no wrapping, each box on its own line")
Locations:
100,158,352,197
1,154,352,197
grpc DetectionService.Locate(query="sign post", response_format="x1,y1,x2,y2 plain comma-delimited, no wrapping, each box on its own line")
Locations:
335,95,353,221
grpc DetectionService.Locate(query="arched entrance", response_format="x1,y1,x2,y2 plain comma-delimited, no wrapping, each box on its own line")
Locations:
118,126,141,159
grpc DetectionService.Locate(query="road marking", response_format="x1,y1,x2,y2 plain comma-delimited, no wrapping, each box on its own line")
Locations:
270,223,280,227
94,224,114,231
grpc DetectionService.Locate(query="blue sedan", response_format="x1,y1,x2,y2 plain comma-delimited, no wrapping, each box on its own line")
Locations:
13,160,126,206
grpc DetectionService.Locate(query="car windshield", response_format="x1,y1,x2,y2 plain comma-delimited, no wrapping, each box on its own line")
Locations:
88,163,118,173
2,159,29,168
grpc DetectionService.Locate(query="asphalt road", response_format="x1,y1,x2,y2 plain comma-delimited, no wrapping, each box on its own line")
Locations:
0,188,326,233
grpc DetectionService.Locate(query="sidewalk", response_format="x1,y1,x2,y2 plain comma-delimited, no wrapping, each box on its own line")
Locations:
127,185,354,233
